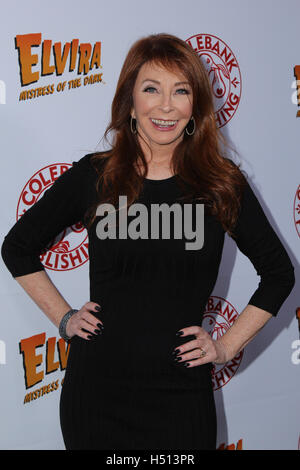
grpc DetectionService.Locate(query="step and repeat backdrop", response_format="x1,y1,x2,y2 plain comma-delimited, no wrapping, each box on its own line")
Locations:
0,0,299,450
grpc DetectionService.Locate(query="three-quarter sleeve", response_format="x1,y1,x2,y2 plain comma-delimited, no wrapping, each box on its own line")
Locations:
1,153,98,278
230,166,295,316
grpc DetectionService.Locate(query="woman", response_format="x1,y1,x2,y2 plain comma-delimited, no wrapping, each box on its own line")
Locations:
1,33,295,450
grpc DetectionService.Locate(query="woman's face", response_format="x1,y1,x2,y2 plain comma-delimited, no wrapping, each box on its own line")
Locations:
131,61,193,152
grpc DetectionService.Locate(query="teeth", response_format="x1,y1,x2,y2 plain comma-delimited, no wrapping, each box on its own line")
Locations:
151,118,177,126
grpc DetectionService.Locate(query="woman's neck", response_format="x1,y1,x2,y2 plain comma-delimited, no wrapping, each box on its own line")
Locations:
136,136,177,178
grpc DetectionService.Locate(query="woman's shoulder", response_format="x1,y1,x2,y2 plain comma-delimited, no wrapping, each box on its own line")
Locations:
74,151,109,170
74,151,110,178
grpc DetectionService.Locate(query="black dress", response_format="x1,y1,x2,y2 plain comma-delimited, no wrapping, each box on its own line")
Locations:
1,153,295,450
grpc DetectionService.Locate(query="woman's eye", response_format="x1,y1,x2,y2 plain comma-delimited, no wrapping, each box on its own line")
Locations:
176,88,190,94
142,87,190,94
143,87,157,93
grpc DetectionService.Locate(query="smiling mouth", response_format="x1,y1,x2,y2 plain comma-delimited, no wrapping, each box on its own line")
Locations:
150,118,178,129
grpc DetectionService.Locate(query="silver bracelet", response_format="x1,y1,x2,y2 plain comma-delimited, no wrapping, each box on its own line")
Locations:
59,309,79,341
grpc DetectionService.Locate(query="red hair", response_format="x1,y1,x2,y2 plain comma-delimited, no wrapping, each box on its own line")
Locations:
86,33,248,237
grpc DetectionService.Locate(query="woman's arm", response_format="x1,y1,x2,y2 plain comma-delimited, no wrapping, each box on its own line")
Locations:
1,153,103,339
13,270,102,339
213,304,273,364
14,270,72,329
176,305,274,366
174,166,295,367
214,168,296,363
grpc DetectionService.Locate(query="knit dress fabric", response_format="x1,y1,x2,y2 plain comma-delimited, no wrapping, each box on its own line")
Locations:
1,153,295,450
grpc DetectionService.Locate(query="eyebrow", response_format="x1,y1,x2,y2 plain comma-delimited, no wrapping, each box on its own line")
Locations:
141,79,190,86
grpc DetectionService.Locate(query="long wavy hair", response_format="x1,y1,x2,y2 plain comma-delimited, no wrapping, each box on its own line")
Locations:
85,33,248,238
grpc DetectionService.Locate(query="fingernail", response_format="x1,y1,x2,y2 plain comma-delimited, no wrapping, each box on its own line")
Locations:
97,322,104,330
94,329,102,335
184,362,190,367
87,334,93,339
95,305,101,311
172,349,180,356
176,330,184,336
174,356,182,362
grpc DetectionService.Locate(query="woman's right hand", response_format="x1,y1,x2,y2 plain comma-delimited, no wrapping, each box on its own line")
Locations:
65,301,104,340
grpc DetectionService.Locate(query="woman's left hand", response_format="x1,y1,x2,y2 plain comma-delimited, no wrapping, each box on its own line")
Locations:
173,325,230,367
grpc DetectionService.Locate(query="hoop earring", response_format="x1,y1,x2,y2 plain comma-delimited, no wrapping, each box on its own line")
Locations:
185,116,195,136
130,116,137,134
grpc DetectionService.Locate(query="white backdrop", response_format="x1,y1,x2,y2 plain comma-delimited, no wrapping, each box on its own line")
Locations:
0,0,299,450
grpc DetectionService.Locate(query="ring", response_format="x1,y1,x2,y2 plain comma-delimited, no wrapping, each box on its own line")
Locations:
199,348,207,358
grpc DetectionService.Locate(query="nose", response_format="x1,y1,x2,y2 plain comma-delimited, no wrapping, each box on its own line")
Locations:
158,92,174,113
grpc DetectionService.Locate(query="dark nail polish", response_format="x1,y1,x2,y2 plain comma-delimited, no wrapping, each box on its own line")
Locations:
94,329,102,335
176,330,184,336
87,334,93,339
174,356,182,362
97,323,104,330
172,348,180,355
184,362,190,367
95,305,101,311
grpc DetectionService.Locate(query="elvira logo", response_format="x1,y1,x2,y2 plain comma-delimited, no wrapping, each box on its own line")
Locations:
15,33,101,86
19,333,69,389
17,162,89,271
19,333,70,404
